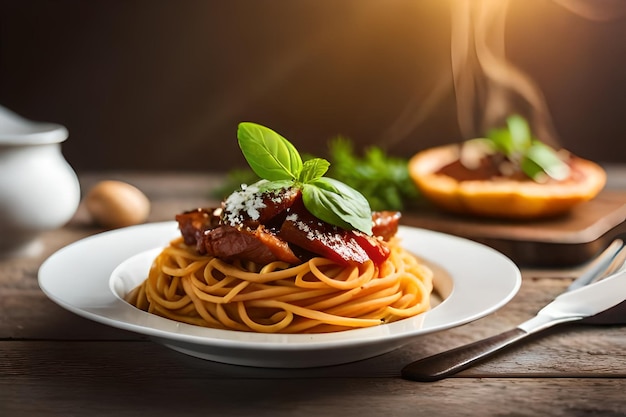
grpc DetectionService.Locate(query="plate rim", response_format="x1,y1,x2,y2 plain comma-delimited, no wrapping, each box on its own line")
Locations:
38,222,521,353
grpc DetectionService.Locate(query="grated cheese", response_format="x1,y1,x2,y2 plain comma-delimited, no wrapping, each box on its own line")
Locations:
223,182,267,225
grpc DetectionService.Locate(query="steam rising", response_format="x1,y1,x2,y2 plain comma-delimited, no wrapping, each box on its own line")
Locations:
386,0,626,147
451,0,559,145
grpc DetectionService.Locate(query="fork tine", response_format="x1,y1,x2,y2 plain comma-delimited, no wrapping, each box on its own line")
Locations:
568,238,624,291
598,242,626,279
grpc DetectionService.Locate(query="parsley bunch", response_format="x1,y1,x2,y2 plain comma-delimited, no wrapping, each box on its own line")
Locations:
327,137,419,211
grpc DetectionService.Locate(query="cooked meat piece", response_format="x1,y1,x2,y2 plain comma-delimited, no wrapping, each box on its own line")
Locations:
351,231,391,266
372,211,401,241
279,199,390,266
176,207,222,253
176,187,395,267
203,225,300,265
280,214,369,265
222,184,301,230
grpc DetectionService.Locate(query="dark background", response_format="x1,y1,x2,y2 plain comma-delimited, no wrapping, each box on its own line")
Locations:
1,0,625,173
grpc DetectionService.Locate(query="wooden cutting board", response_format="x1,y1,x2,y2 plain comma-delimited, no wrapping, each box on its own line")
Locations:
400,190,626,267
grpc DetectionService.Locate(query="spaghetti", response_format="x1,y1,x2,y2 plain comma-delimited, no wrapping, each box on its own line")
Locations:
125,236,433,333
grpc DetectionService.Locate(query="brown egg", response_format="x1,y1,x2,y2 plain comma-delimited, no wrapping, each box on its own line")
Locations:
84,180,151,229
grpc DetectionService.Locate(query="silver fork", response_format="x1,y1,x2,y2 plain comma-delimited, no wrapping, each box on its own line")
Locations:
401,238,626,382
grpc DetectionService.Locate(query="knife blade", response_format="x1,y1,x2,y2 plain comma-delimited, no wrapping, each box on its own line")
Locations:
519,267,626,333
401,265,626,382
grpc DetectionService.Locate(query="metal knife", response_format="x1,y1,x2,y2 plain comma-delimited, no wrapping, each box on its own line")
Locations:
401,263,626,382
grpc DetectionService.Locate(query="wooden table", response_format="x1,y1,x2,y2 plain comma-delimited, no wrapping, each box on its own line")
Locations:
2,170,626,417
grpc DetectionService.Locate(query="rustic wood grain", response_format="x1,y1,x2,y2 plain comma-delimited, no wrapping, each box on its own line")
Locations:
402,190,626,267
2,375,626,417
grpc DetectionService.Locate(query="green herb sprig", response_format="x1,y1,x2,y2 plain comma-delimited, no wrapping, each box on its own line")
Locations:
483,115,570,181
327,137,419,211
237,122,373,235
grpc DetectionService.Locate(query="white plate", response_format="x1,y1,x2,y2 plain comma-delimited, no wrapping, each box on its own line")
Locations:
38,222,521,368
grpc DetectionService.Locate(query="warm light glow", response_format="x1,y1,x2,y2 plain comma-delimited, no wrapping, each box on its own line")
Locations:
552,0,626,21
386,0,626,148
451,0,559,145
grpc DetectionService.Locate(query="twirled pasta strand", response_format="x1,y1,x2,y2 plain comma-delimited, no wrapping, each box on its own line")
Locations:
125,236,434,333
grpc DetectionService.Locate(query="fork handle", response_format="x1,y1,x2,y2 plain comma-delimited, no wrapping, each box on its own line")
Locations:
401,328,529,382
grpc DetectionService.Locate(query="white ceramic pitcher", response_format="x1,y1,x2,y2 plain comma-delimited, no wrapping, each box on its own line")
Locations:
0,105,80,256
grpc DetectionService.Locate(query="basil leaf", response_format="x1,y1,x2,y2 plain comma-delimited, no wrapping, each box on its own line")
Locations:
487,127,514,156
253,179,294,193
299,158,330,183
235,122,375,236
302,178,372,235
506,114,532,151
237,122,303,181
487,115,532,158
522,142,570,181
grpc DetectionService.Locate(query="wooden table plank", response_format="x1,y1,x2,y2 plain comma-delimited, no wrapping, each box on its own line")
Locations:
2,375,626,417
2,318,625,380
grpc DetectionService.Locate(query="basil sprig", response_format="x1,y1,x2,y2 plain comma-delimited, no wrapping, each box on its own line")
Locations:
237,122,373,235
485,115,570,182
